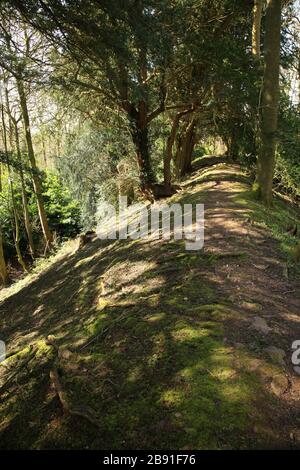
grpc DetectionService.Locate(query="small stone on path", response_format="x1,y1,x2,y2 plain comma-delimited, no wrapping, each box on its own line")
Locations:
270,374,289,397
251,316,271,334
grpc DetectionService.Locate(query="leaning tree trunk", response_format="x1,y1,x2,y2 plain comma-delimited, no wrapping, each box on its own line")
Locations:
252,0,264,58
17,79,53,248
256,0,281,205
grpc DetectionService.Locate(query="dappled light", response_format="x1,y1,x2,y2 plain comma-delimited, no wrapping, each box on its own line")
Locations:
1,163,300,449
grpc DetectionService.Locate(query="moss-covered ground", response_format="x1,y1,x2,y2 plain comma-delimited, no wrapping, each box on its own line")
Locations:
0,161,300,449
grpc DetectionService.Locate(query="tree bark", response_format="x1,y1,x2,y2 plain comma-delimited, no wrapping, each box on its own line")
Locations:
181,118,196,175
17,78,53,247
128,97,156,199
5,87,36,258
0,229,9,286
252,0,264,58
15,124,36,258
176,117,196,178
256,0,281,205
130,123,154,189
164,109,194,189
1,101,27,272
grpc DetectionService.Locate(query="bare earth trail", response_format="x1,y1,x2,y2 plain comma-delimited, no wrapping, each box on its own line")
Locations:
0,162,300,449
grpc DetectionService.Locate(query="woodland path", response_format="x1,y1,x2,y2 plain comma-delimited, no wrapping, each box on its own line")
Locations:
0,160,300,449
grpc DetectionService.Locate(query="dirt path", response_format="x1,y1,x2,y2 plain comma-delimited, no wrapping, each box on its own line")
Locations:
0,162,300,449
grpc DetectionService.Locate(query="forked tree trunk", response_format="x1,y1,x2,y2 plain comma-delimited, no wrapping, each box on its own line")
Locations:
17,79,53,247
176,117,196,178
256,0,281,205
252,0,264,58
164,109,194,189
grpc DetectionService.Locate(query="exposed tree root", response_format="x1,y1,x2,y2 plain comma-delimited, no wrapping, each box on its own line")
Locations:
209,251,247,260
50,367,100,428
46,335,100,428
152,183,178,199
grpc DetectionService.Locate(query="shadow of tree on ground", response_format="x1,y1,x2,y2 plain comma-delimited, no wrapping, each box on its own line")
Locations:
0,163,300,449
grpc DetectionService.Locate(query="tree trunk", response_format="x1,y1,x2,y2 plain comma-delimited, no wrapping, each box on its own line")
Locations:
15,123,36,258
298,51,300,107
0,229,9,286
256,0,281,205
164,113,181,190
228,124,239,161
129,111,155,199
17,79,53,247
252,0,264,58
176,117,196,178
10,180,28,272
0,104,9,284
5,87,36,258
1,102,27,272
164,109,194,188
41,133,47,167
0,122,9,285
181,119,196,175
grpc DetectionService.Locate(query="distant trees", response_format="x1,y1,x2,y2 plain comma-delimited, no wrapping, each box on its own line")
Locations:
4,87,36,258
0,14,83,283
17,77,53,247
0,16,53,248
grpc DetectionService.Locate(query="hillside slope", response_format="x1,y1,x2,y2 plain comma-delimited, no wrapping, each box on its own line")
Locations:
1,162,300,450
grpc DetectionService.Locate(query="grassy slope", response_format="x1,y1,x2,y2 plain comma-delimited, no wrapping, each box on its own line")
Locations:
0,162,300,450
